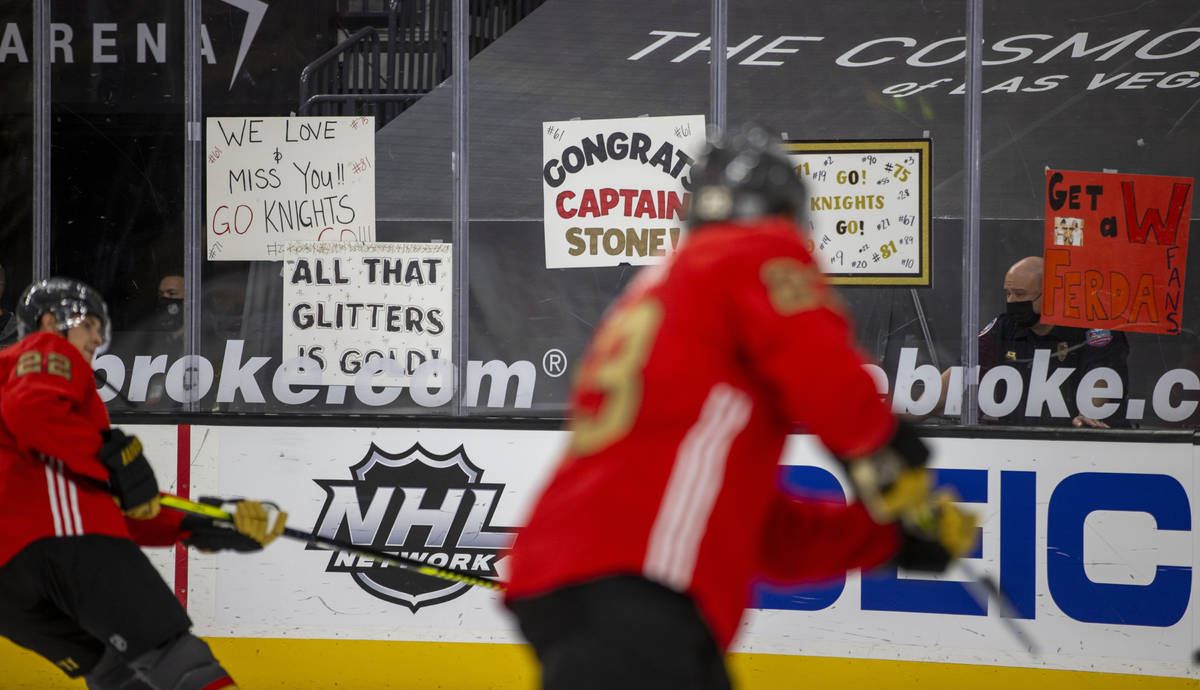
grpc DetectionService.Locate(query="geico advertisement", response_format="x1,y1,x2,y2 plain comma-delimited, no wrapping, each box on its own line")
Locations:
176,426,1198,679
742,435,1196,679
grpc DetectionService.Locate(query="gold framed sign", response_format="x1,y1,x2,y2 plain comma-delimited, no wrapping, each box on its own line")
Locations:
784,139,932,286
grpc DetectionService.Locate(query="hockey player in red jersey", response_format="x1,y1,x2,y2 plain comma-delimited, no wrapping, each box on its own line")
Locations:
505,127,977,689
0,278,286,690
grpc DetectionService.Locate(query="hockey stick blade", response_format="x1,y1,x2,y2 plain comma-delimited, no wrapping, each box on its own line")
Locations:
29,461,506,592
957,560,1040,656
159,494,506,592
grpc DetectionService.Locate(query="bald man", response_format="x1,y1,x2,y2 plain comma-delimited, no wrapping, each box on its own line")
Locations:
920,257,1132,427
976,256,1131,427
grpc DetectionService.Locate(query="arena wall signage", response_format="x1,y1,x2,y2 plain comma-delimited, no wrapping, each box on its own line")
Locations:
93,343,538,410
167,425,1198,680
0,0,338,106
628,26,1200,98
885,346,1198,424
93,341,1198,424
740,435,1197,678
309,442,515,611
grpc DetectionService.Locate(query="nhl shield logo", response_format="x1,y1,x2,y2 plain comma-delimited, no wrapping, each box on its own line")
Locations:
310,442,515,611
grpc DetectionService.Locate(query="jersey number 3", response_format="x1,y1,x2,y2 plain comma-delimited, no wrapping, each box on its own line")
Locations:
569,300,663,456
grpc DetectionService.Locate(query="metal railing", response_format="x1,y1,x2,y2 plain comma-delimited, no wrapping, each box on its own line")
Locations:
299,27,395,123
301,0,546,129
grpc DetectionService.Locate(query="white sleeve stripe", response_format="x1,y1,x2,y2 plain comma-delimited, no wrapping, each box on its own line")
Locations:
674,391,750,583
644,395,726,585
665,388,742,574
652,398,724,588
45,464,64,537
54,464,75,537
644,383,752,591
651,385,752,589
644,391,724,583
67,475,83,535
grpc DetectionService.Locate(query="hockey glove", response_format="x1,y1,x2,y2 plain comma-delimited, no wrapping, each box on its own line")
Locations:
99,428,160,519
844,420,931,524
182,497,287,552
893,492,979,572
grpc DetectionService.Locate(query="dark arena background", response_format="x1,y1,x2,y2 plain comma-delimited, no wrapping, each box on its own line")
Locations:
0,1,1197,687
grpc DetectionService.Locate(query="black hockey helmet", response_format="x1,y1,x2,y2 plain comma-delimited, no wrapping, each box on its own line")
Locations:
16,277,111,349
686,124,807,229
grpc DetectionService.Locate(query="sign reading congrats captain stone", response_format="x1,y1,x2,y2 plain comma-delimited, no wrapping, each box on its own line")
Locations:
542,114,705,268
282,241,451,387
206,116,376,261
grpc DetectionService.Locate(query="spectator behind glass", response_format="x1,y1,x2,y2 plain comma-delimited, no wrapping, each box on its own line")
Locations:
923,256,1131,428
154,274,184,342
104,272,187,410
142,274,186,408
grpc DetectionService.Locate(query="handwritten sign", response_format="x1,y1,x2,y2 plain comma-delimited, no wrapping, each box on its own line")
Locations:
542,114,706,268
206,116,376,261
785,140,932,286
1041,169,1192,334
282,241,451,386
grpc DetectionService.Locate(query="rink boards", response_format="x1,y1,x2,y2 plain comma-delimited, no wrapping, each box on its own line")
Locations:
4,425,1198,688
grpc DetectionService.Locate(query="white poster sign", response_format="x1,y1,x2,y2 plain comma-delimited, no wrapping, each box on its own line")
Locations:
281,241,451,387
206,116,376,261
786,140,932,286
542,114,706,268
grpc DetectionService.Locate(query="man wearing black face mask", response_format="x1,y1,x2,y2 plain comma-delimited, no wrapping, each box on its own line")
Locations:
977,256,1131,427
135,274,186,409
154,274,185,338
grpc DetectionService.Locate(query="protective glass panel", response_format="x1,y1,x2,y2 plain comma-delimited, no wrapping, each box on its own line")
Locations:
465,0,709,416
730,0,967,428
195,2,400,415
0,1,31,350
84,2,423,415
40,2,185,411
977,0,1199,429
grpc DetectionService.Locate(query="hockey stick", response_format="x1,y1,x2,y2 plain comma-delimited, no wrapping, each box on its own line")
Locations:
956,560,1040,656
158,494,506,592
92,375,506,592
95,370,134,405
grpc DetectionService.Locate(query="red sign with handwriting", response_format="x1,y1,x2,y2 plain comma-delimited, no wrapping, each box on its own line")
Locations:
1042,169,1192,335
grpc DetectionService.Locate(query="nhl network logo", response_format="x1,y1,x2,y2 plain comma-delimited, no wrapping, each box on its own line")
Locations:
310,442,515,611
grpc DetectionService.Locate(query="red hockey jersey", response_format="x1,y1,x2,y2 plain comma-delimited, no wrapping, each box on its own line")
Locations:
505,219,901,649
0,332,184,566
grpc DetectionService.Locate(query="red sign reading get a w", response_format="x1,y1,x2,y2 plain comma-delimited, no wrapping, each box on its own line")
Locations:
1042,169,1192,335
